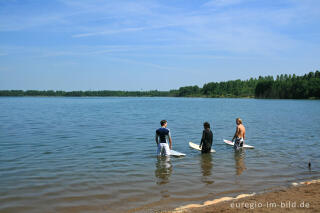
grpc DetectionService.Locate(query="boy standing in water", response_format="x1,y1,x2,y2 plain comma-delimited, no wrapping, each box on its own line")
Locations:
199,122,213,153
155,120,172,156
232,118,246,148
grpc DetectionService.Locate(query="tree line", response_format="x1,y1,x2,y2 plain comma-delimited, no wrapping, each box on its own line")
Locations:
172,71,320,99
1,71,319,99
255,71,320,99
0,90,171,97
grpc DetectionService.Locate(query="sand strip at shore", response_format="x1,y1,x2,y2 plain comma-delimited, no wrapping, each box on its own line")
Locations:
172,180,320,212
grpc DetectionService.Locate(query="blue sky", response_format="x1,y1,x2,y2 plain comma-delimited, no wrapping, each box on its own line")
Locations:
0,0,319,91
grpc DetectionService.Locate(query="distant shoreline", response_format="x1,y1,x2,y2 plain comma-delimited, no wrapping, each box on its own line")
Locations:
1,71,319,99
1,95,319,100
0,94,254,98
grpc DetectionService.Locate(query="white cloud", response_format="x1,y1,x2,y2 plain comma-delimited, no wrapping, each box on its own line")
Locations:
1,0,319,58
203,0,243,8
72,27,146,38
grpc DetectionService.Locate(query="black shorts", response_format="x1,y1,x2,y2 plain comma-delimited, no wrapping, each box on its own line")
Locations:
234,138,243,148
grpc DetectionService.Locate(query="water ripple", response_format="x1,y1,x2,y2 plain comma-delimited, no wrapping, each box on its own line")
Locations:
0,97,320,212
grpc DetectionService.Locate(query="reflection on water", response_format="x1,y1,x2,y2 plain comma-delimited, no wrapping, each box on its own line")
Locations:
155,156,172,185
201,153,214,184
234,149,246,175
1,97,320,213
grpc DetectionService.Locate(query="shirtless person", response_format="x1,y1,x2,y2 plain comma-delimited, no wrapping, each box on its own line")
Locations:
232,118,246,148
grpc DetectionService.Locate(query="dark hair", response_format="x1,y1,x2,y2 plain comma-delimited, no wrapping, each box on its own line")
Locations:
160,120,167,126
203,122,210,129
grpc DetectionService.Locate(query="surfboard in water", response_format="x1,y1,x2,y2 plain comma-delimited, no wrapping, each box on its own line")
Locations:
170,150,186,157
223,139,254,149
189,141,216,153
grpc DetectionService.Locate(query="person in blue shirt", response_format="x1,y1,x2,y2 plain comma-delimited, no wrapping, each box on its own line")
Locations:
155,120,172,156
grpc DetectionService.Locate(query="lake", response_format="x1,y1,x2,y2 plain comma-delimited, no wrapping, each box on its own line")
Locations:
0,97,319,213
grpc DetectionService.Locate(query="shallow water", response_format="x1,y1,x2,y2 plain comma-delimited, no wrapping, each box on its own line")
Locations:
0,97,319,213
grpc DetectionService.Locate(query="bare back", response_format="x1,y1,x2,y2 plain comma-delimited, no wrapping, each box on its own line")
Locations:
236,124,246,139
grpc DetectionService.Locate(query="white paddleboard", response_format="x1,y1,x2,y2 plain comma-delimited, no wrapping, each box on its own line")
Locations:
170,150,186,157
223,139,254,149
189,142,216,153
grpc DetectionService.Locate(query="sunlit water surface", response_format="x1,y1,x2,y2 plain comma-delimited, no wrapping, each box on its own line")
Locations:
0,97,319,213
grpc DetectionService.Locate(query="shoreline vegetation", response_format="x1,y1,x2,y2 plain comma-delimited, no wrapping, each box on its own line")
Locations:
1,71,319,99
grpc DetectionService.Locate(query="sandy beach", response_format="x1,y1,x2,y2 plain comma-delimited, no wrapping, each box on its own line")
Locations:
173,180,320,213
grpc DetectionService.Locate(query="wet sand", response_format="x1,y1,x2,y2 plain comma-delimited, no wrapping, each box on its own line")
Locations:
173,180,320,213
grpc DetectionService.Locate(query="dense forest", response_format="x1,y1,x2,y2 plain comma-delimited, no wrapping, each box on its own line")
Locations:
255,71,320,99
1,71,319,99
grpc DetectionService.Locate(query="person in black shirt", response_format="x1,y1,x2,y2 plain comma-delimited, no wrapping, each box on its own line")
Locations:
199,122,213,153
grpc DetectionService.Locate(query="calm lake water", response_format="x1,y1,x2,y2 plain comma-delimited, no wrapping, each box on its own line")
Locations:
0,97,320,213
